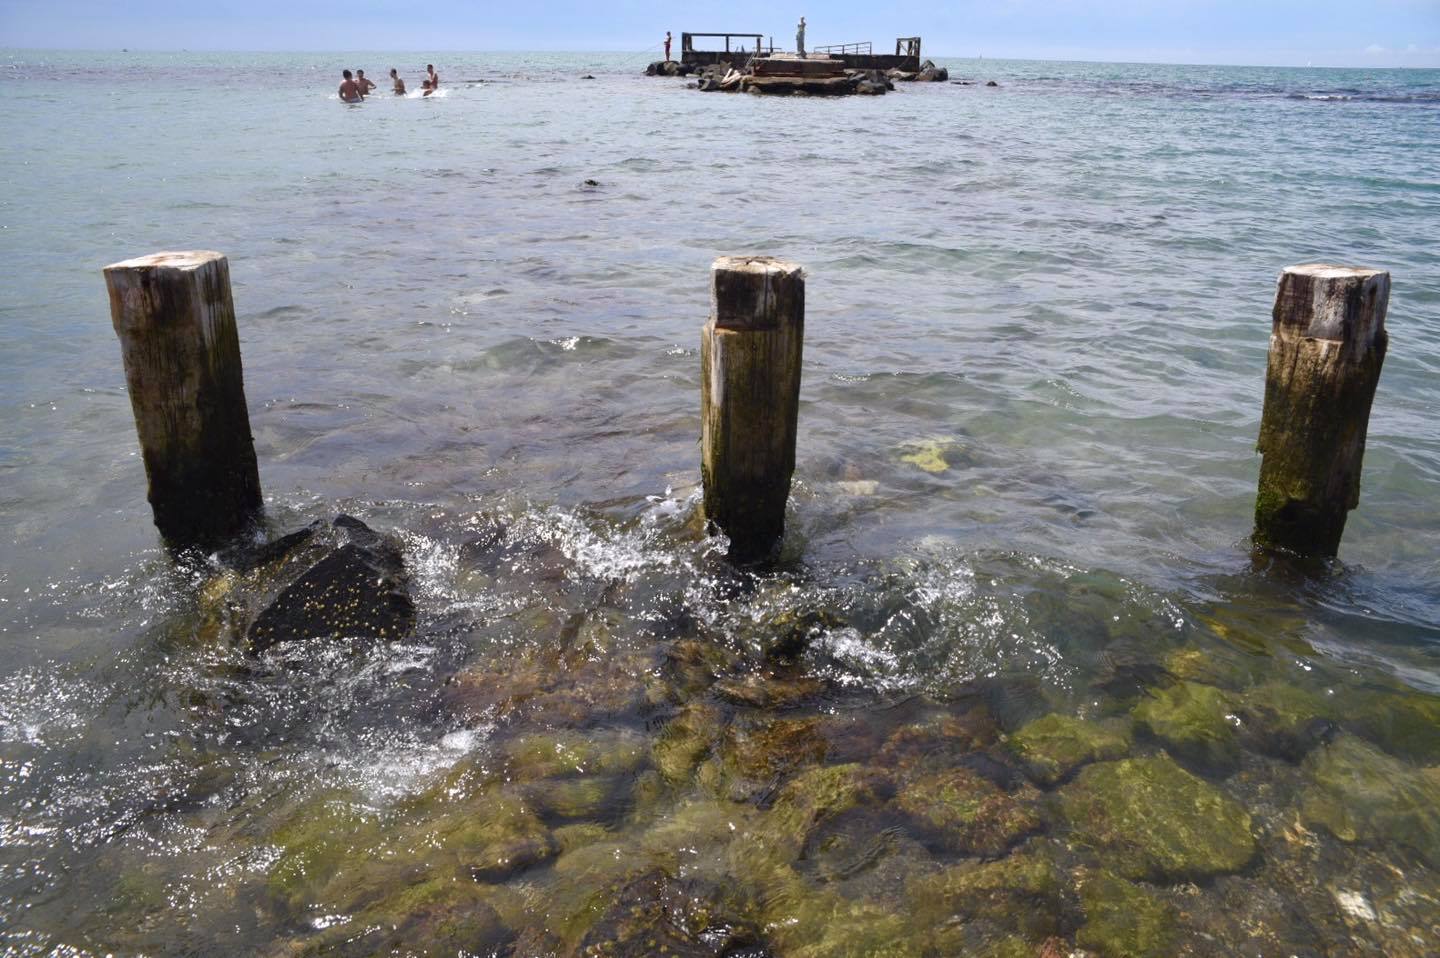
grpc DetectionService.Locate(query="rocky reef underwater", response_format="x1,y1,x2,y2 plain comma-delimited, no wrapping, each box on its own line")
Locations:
18,503,1440,958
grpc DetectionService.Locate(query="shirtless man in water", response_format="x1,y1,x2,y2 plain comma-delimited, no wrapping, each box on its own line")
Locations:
426,63,439,90
338,69,362,103
389,68,406,95
355,69,376,96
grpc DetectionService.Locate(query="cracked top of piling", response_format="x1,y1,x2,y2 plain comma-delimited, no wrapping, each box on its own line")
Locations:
104,251,226,273
1283,263,1387,281
711,257,804,331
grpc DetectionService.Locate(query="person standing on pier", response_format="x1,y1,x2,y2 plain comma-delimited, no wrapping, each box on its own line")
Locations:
796,17,806,58
665,31,672,62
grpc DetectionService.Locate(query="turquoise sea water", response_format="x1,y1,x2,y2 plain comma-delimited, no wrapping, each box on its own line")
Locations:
1,51,1439,956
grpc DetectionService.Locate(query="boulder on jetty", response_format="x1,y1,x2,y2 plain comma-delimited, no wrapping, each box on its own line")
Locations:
736,72,889,96
915,60,949,82
247,515,415,654
645,60,694,77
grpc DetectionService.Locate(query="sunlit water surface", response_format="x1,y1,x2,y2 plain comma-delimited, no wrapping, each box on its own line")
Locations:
1,50,1438,957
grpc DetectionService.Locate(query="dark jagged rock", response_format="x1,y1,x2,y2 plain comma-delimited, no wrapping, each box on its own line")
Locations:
987,80,1000,87
646,59,689,77
217,521,320,573
247,516,414,654
915,60,949,82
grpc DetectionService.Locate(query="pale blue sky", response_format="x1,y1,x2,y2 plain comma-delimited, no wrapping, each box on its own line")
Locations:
2,0,1437,67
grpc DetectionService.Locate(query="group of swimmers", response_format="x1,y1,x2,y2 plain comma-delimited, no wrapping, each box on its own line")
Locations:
339,64,440,102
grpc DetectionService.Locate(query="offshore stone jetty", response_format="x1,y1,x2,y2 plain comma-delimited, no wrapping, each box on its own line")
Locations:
647,31,949,96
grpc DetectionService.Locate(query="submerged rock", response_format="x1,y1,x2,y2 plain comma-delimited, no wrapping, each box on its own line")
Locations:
653,702,723,786
449,795,557,882
1058,755,1256,882
1339,686,1440,763
1007,713,1133,785
895,767,1042,857
1300,734,1440,868
1132,681,1242,774
575,869,763,957
294,877,513,957
1235,680,1337,762
908,851,1067,944
1077,872,1178,958
714,715,828,801
879,706,1001,775
247,515,414,654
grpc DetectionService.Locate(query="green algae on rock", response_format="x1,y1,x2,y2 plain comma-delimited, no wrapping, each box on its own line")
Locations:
1058,756,1256,882
895,767,1041,857
1235,680,1336,762
1300,734,1440,868
714,715,829,800
263,793,387,915
653,702,723,785
1339,687,1440,763
429,794,557,882
501,728,649,782
1077,872,1178,957
760,877,924,958
573,868,763,957
1007,713,1133,785
1132,681,1242,773
907,851,1068,945
293,875,514,957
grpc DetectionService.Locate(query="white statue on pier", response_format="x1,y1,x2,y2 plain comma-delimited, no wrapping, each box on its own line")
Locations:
796,17,806,58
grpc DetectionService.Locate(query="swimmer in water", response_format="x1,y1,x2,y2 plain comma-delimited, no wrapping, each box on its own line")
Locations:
338,69,362,103
355,69,376,96
421,79,434,97
390,68,406,95
426,63,440,90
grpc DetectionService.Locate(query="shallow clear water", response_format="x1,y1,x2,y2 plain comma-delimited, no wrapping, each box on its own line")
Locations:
1,51,1438,957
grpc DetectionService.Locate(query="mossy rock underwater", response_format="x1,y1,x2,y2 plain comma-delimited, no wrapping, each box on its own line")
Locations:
1299,734,1440,869
1076,872,1179,958
1006,713,1133,785
895,767,1041,857
1131,681,1242,774
907,850,1068,946
1057,755,1256,882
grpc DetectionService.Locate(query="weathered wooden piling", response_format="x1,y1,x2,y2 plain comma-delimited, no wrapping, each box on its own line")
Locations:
701,256,805,563
104,251,263,550
1254,264,1389,557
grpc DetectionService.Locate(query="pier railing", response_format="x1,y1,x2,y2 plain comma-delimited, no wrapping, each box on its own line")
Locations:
815,41,872,56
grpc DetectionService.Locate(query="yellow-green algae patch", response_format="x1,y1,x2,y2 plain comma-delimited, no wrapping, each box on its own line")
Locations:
1132,681,1242,772
1077,872,1178,957
1007,713,1132,785
1057,755,1255,882
898,437,957,473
